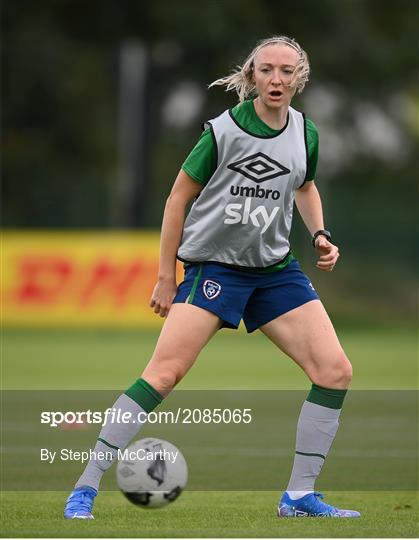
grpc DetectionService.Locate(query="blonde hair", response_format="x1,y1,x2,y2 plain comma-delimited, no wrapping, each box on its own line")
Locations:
209,36,310,102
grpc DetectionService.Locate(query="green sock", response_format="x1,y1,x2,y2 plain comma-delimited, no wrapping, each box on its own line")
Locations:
307,383,347,409
125,378,164,413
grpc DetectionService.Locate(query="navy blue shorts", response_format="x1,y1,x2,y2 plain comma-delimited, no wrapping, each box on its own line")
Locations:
173,259,319,333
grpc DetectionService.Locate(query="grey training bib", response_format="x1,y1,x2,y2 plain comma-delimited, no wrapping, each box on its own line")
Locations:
178,106,308,268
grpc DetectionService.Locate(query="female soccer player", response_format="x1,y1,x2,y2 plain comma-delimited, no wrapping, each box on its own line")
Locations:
65,35,360,519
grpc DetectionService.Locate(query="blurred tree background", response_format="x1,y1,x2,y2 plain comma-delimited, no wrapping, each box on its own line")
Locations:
2,0,418,322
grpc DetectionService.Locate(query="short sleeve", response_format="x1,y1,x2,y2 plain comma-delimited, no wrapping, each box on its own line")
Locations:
305,117,319,181
181,127,217,186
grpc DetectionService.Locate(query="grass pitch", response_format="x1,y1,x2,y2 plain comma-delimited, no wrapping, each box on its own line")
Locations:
2,325,417,390
1,491,418,538
1,326,418,537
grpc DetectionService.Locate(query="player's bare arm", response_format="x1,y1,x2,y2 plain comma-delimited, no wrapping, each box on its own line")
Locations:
295,181,339,272
150,170,203,317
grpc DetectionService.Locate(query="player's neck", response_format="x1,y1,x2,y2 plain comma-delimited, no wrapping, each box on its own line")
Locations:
253,97,288,131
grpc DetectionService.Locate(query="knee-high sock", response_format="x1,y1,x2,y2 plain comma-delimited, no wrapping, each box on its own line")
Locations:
286,384,347,499
75,378,163,491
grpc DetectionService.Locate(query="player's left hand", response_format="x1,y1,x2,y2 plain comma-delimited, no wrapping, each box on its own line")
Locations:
314,235,339,272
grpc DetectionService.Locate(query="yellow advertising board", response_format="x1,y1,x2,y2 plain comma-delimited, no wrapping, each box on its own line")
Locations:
1,231,182,328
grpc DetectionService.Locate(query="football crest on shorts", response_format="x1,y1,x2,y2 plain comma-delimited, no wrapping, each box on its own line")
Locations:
203,280,221,300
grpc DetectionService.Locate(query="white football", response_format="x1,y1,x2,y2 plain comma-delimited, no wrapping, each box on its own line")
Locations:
116,437,188,508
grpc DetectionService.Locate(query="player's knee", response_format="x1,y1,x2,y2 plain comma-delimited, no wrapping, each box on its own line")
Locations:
142,361,186,396
324,363,352,389
141,368,178,397
159,371,179,394
340,359,353,386
312,352,353,389
330,355,352,388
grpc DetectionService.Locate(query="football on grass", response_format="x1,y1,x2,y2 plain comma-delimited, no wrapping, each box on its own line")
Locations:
116,437,188,508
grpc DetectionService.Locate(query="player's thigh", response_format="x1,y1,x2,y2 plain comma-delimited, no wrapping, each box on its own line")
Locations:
142,303,221,395
260,299,352,387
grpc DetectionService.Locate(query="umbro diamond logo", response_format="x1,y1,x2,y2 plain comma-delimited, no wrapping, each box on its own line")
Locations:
119,465,135,478
227,152,290,184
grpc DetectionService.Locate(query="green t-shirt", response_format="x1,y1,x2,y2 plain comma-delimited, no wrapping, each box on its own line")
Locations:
182,99,319,186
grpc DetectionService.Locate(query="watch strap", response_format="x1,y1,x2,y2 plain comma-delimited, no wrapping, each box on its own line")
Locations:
312,229,332,247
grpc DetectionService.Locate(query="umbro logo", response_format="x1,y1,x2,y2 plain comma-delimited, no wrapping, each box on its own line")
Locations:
227,152,290,184
119,466,135,478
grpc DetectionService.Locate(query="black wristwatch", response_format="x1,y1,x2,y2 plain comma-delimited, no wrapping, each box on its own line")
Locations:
312,229,332,247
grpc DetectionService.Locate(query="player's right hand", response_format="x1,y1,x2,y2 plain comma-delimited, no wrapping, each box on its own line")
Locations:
149,278,178,318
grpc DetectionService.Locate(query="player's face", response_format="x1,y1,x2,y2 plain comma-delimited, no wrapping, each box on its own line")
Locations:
252,44,299,109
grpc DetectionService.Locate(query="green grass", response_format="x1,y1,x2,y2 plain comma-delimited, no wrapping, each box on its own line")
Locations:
1,491,418,538
2,326,417,389
1,327,418,537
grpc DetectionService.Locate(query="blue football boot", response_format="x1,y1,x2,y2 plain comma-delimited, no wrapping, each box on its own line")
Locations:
64,486,97,519
278,491,361,517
